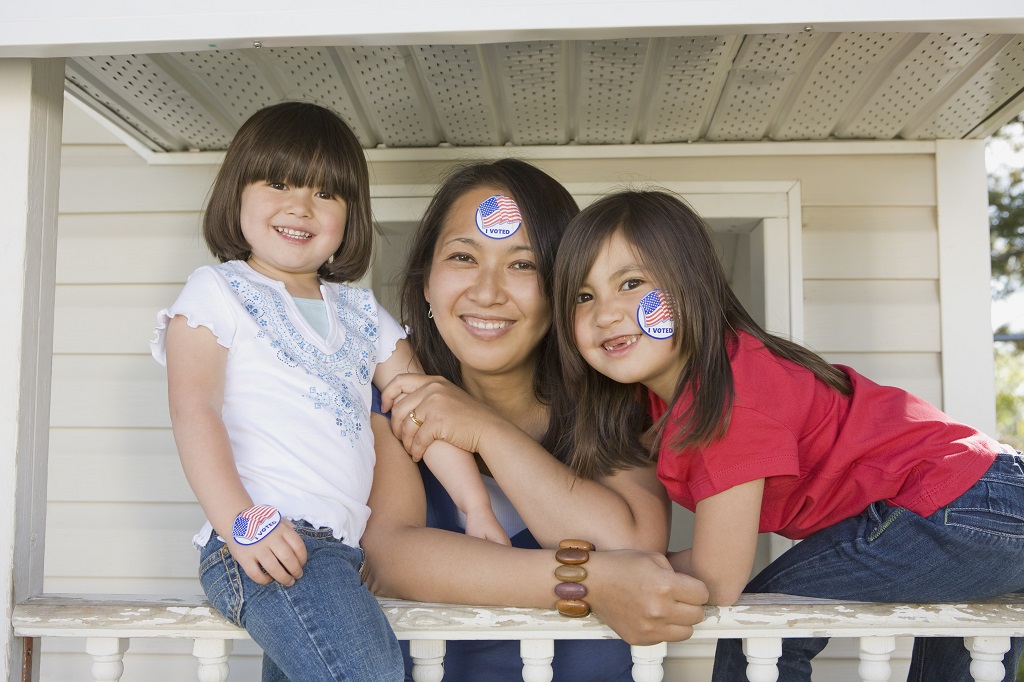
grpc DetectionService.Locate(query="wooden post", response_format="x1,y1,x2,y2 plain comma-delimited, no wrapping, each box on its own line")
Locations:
0,57,64,682
935,139,996,433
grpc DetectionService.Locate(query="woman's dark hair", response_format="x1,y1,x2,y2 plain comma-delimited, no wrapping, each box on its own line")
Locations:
553,190,852,478
203,101,373,283
400,158,579,457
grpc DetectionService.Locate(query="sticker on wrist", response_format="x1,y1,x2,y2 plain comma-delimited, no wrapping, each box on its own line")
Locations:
232,505,281,545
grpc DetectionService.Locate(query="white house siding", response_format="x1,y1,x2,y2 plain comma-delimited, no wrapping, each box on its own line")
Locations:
40,105,950,680
45,112,267,679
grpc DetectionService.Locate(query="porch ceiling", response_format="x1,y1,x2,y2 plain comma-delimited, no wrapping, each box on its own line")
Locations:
65,31,1024,153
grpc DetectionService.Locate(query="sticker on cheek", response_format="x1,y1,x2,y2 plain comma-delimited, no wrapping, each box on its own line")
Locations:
637,289,674,340
475,195,522,239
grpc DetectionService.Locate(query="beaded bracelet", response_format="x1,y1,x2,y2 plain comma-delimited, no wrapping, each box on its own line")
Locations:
554,538,594,617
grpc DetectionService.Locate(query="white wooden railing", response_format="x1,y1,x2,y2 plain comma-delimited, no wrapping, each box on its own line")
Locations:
12,593,1024,682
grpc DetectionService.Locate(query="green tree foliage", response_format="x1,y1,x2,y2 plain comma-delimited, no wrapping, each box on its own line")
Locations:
990,113,1024,456
995,341,1024,451
990,114,1024,300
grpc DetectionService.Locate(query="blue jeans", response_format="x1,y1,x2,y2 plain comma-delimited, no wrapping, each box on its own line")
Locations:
199,522,403,682
712,452,1024,682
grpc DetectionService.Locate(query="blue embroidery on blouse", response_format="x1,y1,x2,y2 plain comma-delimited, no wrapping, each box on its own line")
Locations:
216,263,378,441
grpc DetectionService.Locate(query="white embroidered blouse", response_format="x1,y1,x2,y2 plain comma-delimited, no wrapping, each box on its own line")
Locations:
151,261,406,548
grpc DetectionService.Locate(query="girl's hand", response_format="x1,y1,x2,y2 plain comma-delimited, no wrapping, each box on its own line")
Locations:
586,550,709,645
463,510,512,546
226,520,308,586
380,373,504,460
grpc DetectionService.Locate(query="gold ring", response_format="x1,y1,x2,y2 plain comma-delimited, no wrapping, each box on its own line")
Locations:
408,410,424,427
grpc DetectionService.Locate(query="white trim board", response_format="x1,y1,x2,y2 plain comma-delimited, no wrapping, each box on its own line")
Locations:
5,2,1024,57
935,140,996,435
0,56,65,682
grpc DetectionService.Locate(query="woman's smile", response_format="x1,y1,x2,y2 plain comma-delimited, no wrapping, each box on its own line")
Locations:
463,315,516,333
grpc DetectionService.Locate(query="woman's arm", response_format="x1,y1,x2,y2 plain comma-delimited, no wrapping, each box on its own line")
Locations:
669,478,764,605
362,415,709,645
379,375,670,552
165,316,307,586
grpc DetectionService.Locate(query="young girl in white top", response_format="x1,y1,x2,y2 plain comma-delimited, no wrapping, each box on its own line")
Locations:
151,101,504,682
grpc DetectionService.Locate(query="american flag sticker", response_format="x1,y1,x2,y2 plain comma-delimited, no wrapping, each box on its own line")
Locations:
232,505,282,546
636,290,674,340
475,195,522,239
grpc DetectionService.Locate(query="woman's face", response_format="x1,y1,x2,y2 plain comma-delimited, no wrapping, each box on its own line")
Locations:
424,185,551,380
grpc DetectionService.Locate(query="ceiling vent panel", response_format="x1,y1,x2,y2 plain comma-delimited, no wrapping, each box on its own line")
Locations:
910,35,1024,139
774,33,905,140
171,50,280,139
707,33,820,141
256,47,374,148
838,33,989,139
341,46,440,147
576,39,648,144
66,54,232,151
410,45,502,146
62,32,1024,152
641,35,735,143
492,41,568,145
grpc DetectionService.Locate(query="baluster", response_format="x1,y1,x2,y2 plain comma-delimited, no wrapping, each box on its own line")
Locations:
742,637,782,682
964,636,1011,682
858,636,895,681
520,639,554,682
192,638,232,682
85,637,128,682
630,642,667,682
409,639,445,682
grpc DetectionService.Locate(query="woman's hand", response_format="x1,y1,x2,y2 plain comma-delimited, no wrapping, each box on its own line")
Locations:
586,550,709,645
226,520,308,586
380,373,506,460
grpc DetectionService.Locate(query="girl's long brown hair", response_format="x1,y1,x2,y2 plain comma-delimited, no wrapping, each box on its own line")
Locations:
553,190,851,479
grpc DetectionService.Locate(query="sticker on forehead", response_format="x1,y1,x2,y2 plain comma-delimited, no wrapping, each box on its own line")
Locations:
475,195,522,239
637,290,674,340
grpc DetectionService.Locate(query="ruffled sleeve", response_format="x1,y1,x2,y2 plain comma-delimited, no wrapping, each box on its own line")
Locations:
150,265,238,366
372,295,407,365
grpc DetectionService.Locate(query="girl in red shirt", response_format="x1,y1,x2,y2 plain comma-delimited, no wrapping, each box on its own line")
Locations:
553,189,1024,682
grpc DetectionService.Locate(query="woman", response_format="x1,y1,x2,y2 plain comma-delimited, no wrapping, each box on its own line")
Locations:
361,159,708,681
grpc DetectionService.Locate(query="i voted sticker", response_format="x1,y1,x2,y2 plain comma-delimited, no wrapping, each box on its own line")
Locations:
232,505,281,546
637,290,674,340
475,195,522,239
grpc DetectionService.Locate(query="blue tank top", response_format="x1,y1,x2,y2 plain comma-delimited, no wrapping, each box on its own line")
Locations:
371,387,633,681
400,464,633,682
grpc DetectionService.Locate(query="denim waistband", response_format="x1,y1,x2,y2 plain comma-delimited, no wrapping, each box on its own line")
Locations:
290,520,341,541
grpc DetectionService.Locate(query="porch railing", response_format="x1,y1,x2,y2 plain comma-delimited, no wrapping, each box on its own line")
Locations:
12,593,1024,682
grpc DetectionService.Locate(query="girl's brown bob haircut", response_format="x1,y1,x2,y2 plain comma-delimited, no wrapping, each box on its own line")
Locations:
203,101,372,283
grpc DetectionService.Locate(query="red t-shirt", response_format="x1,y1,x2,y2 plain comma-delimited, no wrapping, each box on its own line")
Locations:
652,331,999,539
